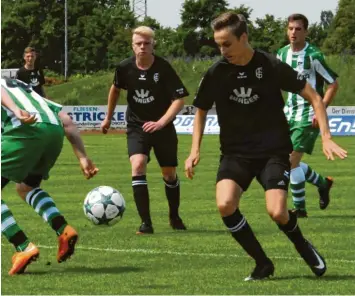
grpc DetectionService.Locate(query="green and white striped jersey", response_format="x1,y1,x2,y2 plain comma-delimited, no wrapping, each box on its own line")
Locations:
1,78,63,132
277,42,338,125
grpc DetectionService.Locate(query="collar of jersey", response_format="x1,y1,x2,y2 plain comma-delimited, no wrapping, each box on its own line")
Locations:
290,42,309,55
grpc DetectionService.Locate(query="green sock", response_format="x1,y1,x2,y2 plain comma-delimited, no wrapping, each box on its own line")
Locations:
1,199,30,251
300,162,327,188
25,188,67,236
291,181,306,210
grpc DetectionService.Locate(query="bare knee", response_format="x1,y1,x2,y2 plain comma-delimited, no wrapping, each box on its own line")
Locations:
161,167,176,182
130,155,147,176
16,183,35,200
268,209,288,224
216,180,241,217
216,199,237,217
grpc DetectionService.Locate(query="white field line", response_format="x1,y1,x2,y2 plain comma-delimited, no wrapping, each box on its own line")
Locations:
3,244,354,264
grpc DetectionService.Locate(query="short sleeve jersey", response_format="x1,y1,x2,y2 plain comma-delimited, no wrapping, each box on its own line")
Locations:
277,43,338,125
16,67,46,97
193,50,307,158
1,78,62,132
113,55,189,126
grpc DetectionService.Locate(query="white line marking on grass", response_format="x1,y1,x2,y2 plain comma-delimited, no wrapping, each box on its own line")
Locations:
3,244,354,264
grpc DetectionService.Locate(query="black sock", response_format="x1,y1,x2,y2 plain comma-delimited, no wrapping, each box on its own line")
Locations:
132,175,152,225
277,210,306,246
9,230,29,250
51,215,68,235
164,176,180,220
222,209,270,265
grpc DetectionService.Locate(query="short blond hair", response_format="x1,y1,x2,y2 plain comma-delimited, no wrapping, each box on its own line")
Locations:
132,26,155,40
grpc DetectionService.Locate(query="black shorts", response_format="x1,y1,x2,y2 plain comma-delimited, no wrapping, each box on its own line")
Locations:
216,155,290,192
127,124,178,167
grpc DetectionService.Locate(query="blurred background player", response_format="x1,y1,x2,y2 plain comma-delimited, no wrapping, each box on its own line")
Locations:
1,78,99,275
16,47,46,97
101,26,189,234
277,14,339,217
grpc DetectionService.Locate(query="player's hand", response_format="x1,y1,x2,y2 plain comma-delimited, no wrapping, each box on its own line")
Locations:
184,152,200,179
14,109,37,124
312,115,319,128
79,157,99,179
142,121,164,133
101,117,111,134
322,138,348,160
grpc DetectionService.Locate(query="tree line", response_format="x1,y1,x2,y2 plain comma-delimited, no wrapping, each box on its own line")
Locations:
1,0,354,74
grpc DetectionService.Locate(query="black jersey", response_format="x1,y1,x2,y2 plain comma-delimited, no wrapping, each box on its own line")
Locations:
193,50,307,158
16,67,45,97
113,55,189,126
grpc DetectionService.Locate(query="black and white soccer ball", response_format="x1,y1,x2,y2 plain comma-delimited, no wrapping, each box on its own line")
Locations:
83,186,126,225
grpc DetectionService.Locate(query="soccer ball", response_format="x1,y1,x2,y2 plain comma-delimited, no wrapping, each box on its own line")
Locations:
83,186,126,225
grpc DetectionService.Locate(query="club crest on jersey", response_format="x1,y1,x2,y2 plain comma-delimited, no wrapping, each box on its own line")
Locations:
133,89,155,104
229,87,259,104
255,67,263,79
153,73,159,83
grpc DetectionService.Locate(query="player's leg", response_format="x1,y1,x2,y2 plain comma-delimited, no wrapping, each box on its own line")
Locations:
293,125,332,211
161,166,186,230
1,197,39,275
16,125,78,263
153,125,186,230
261,155,326,277
290,151,307,217
217,156,273,281
299,162,333,210
289,126,309,217
1,129,41,274
127,126,153,234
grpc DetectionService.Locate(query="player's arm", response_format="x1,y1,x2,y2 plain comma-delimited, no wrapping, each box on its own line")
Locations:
59,111,99,179
1,86,37,124
322,80,338,107
143,62,189,133
185,108,208,179
185,72,214,179
277,59,347,160
101,65,124,134
313,53,339,107
160,98,185,124
106,85,121,120
300,84,331,139
143,98,185,133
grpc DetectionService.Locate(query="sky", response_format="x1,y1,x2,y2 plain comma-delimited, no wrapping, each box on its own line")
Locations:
143,0,339,28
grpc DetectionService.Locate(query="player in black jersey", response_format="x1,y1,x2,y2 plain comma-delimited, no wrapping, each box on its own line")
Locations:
185,12,347,281
16,47,46,97
101,26,189,234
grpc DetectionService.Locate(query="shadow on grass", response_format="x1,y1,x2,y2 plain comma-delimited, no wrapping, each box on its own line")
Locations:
25,265,144,275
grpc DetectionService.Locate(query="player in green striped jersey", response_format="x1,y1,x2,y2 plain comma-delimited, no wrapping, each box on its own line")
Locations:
277,14,339,217
1,78,99,275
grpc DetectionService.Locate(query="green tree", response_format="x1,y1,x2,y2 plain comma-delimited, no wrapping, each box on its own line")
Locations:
251,14,287,53
323,0,355,54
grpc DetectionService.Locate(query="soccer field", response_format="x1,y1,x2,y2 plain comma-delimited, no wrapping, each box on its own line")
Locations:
1,135,355,295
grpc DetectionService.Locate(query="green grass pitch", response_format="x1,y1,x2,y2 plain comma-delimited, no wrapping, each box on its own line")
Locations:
1,135,355,295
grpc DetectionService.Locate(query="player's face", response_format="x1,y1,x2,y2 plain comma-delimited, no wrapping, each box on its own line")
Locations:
287,20,307,46
24,52,36,67
214,28,247,63
132,34,154,58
